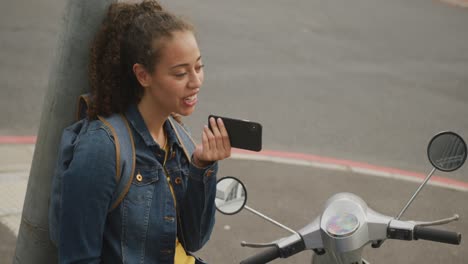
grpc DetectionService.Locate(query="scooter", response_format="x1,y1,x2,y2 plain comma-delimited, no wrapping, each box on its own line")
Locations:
215,131,466,264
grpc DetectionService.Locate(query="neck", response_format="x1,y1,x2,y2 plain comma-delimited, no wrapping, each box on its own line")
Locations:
137,96,169,146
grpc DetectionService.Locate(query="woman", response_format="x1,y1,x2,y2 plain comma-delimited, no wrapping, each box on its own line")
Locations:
57,1,230,263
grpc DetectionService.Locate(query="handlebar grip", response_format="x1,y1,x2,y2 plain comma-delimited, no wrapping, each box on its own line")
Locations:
240,246,280,264
413,226,461,245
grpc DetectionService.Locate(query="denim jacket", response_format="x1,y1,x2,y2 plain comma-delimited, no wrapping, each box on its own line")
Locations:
58,104,217,264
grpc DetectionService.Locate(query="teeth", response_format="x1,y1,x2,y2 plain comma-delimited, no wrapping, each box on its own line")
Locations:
185,94,197,101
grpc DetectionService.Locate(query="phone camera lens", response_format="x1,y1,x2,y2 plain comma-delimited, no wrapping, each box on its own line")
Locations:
250,124,258,132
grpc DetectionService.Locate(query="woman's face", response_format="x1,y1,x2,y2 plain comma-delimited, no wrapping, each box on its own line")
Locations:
141,30,204,117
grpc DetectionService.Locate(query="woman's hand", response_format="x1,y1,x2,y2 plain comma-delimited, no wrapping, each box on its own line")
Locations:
193,117,231,167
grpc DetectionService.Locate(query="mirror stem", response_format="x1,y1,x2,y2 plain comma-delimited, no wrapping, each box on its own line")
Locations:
244,205,298,235
396,167,437,220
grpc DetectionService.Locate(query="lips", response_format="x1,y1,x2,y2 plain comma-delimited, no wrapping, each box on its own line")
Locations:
183,93,198,107
184,94,197,102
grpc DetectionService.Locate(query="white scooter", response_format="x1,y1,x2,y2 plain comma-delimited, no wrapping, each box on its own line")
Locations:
215,131,466,264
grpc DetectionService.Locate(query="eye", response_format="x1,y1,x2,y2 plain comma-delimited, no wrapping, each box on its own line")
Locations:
174,72,188,78
195,64,205,73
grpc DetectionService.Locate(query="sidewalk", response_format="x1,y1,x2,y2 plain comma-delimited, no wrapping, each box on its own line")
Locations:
0,144,34,263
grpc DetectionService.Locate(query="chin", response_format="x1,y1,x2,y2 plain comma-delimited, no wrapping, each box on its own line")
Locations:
178,107,196,117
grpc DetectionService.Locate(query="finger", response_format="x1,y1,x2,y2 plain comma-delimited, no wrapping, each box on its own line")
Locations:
211,118,225,151
209,117,222,137
202,126,210,152
205,125,217,153
217,118,231,154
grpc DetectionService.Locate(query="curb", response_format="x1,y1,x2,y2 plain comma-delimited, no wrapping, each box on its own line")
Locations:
1,137,467,192
0,136,37,144
440,0,468,7
231,149,468,192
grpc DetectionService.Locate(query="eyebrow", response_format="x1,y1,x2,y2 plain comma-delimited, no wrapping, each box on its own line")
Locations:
170,56,202,70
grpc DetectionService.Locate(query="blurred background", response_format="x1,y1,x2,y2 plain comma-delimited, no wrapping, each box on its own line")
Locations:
1,0,467,263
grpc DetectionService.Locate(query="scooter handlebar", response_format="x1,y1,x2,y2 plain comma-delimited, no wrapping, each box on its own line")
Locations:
413,226,461,245
240,246,280,264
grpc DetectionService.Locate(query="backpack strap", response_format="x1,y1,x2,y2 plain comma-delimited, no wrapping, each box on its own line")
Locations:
98,114,136,212
168,116,197,161
77,94,91,121
76,93,136,211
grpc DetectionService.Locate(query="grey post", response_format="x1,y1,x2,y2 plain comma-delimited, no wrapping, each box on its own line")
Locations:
13,1,116,263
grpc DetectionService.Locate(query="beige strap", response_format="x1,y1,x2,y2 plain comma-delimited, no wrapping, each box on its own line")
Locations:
108,114,136,211
77,94,91,121
167,117,196,162
97,115,121,183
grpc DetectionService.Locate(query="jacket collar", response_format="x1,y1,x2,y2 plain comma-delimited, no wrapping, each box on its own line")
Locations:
125,104,182,149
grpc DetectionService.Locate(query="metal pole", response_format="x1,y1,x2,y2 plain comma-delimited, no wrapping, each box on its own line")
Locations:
244,205,298,235
13,1,115,263
396,167,437,220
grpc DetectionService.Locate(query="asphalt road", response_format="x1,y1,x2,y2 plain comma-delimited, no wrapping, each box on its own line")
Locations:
198,159,468,263
1,0,468,263
1,0,467,177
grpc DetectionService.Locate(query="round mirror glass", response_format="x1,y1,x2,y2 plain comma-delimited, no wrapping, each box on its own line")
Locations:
215,177,247,215
427,131,467,172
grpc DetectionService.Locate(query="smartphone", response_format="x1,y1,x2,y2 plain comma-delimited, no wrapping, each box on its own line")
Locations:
208,115,262,152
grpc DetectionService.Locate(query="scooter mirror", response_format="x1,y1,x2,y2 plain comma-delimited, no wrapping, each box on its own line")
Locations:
427,131,467,172
215,176,247,215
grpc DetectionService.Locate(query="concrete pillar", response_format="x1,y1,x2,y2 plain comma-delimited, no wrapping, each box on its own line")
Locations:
13,1,115,263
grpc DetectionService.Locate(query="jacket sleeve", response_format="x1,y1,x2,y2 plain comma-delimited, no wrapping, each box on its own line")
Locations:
58,127,117,264
179,160,218,252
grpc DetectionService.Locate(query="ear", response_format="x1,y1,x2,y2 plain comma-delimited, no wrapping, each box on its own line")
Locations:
133,63,152,88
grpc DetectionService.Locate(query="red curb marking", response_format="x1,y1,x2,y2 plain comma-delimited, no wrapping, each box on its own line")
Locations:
232,149,468,189
2,136,467,189
440,0,468,7
0,136,37,144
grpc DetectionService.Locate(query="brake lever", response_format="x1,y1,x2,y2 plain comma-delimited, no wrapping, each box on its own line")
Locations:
240,205,299,249
411,214,459,227
241,241,277,248
241,233,302,250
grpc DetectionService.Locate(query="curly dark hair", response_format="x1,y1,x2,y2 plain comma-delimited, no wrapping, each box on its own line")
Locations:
88,0,194,119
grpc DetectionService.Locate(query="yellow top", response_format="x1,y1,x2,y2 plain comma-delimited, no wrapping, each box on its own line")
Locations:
163,142,195,264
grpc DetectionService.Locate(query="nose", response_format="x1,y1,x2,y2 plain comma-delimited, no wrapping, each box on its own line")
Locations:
188,71,202,89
